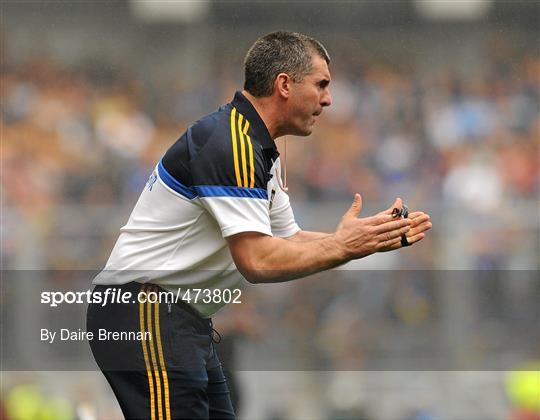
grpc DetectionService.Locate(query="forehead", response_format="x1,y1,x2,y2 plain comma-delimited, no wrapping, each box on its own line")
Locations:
307,54,331,80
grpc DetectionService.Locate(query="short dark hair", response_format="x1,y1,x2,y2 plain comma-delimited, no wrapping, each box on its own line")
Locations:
243,31,330,97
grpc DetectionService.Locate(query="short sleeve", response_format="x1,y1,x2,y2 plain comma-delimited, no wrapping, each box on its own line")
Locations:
270,189,301,237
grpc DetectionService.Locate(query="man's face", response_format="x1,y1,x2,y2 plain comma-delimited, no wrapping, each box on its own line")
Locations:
286,54,332,136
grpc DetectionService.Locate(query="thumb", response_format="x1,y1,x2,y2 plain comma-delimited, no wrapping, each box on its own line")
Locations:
346,193,363,218
382,197,402,215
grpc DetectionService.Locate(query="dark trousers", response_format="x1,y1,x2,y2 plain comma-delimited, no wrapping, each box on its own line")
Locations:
87,283,236,420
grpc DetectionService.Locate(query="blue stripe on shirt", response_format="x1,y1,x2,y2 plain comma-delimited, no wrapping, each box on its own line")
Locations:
195,185,268,199
157,160,197,199
157,160,268,200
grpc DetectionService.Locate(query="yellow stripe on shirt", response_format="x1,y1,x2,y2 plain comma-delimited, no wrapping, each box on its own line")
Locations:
230,108,243,187
243,121,255,188
237,113,249,187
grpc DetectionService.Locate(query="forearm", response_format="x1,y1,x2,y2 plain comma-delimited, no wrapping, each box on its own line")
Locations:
228,233,350,284
285,230,332,242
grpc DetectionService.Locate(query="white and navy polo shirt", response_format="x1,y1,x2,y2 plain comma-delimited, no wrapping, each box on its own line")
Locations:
93,91,300,316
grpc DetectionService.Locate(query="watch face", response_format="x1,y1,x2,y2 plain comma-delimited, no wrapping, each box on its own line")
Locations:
401,204,409,218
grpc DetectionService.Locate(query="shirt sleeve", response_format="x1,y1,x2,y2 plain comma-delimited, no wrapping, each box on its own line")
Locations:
270,188,301,237
189,108,272,238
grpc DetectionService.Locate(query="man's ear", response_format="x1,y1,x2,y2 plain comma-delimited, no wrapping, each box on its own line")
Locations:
275,73,291,99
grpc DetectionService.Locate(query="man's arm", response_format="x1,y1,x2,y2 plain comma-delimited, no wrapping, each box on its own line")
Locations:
226,194,431,284
285,230,331,241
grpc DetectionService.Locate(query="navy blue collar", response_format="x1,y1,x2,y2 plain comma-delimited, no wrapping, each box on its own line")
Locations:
231,91,276,151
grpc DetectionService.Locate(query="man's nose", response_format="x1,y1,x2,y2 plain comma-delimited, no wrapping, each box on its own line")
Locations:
321,89,332,107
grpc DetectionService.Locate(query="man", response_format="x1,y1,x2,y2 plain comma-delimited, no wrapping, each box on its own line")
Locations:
87,31,432,419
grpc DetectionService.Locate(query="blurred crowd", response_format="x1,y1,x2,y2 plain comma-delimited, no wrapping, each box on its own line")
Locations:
2,31,539,419
2,35,539,268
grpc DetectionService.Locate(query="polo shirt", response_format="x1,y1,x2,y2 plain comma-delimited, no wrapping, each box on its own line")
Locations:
93,91,300,316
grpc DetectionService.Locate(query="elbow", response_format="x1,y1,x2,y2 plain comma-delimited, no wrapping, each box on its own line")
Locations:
236,261,275,284
244,273,262,284
238,265,266,284
228,233,280,283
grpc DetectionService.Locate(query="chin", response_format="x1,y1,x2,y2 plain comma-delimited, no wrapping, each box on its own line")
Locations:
284,121,313,137
294,125,313,136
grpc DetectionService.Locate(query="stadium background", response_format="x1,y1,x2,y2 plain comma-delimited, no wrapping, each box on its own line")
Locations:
1,1,539,419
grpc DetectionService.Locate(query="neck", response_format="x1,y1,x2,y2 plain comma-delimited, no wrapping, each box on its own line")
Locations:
242,90,284,139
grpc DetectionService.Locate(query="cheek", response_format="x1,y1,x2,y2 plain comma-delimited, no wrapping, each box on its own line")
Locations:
300,90,317,107
309,89,320,106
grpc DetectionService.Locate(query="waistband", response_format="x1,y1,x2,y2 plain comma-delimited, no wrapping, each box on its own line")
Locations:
92,282,221,342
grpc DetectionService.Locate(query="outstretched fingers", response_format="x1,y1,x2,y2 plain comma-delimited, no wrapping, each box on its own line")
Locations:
369,210,427,227
408,211,424,219
404,232,425,246
378,212,431,250
401,219,432,247
366,213,400,226
380,223,411,240
408,219,432,236
379,236,403,250
372,217,411,234
410,212,430,223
